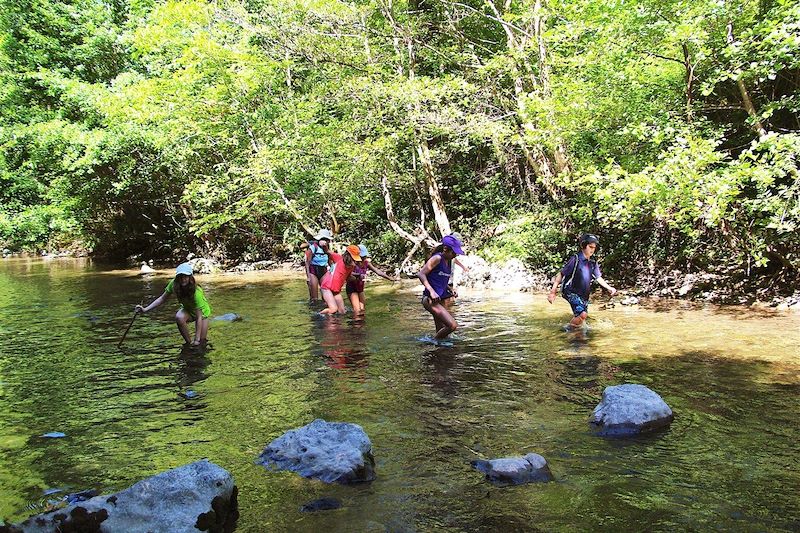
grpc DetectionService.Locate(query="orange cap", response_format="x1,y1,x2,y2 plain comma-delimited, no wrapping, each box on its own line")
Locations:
346,244,363,261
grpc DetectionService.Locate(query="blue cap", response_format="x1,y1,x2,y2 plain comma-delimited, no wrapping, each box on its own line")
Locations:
358,244,369,258
441,235,464,255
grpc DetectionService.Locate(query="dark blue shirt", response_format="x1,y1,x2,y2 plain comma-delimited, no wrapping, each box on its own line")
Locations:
561,253,601,300
423,253,452,298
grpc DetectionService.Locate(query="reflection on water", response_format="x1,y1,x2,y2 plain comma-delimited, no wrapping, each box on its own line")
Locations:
0,258,799,531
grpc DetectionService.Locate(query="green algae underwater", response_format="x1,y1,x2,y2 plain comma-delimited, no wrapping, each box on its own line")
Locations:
0,258,798,532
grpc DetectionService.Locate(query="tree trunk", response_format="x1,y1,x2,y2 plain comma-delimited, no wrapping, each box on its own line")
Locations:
416,138,452,236
682,42,695,122
533,0,571,175
726,21,767,136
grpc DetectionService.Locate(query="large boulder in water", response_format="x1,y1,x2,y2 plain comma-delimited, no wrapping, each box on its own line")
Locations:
590,384,674,436
8,460,237,533
256,419,376,484
471,453,554,486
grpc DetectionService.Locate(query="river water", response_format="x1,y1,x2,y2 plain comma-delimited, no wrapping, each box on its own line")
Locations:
0,258,798,531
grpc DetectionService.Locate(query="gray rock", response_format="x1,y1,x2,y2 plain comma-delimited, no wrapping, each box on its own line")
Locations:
471,453,554,486
620,296,639,306
12,459,237,533
590,384,674,437
256,419,376,484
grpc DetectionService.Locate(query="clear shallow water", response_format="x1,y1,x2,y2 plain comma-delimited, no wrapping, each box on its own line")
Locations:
1,258,799,532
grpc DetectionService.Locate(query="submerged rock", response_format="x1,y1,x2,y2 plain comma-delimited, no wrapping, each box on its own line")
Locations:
590,384,674,437
471,453,554,486
10,459,237,533
212,313,242,322
256,419,376,484
299,497,342,513
620,296,639,306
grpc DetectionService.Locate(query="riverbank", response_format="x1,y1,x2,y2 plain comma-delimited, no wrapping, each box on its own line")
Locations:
4,250,798,310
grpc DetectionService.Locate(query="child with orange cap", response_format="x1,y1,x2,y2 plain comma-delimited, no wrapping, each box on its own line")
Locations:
319,244,363,315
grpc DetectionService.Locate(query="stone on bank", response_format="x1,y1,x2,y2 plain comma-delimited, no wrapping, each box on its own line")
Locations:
590,384,674,436
256,419,376,484
3,460,237,533
471,453,554,486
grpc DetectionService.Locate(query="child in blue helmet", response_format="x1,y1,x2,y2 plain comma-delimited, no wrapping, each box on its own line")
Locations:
547,234,616,330
347,244,399,315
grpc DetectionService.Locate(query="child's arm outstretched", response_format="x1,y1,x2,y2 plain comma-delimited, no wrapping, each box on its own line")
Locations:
136,292,168,314
596,277,617,296
453,258,469,273
367,261,400,281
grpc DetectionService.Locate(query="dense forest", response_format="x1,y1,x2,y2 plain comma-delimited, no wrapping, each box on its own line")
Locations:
0,0,798,294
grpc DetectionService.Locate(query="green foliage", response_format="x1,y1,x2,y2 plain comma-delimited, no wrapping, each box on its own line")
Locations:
480,206,569,271
0,0,797,293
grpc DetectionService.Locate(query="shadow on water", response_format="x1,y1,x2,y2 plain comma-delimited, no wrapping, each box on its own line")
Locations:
1,260,799,532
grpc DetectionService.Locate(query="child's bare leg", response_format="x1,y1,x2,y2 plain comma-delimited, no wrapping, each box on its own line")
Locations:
358,293,366,313
308,274,320,300
569,311,588,329
334,293,346,314
175,309,193,344
198,317,210,342
349,292,362,315
424,297,457,339
320,289,339,314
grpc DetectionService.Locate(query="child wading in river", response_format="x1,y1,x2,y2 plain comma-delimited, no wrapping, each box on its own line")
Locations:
347,244,399,315
547,234,616,331
418,235,464,339
320,244,363,315
136,263,212,347
303,229,333,301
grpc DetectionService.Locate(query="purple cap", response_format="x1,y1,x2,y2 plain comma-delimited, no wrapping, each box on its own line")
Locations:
441,235,464,255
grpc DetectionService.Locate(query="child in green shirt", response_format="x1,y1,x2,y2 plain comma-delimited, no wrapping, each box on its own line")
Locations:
136,263,212,347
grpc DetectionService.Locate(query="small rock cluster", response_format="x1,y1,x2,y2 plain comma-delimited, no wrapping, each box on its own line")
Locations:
7,384,674,528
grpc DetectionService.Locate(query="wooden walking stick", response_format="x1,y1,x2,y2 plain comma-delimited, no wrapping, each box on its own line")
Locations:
118,299,145,348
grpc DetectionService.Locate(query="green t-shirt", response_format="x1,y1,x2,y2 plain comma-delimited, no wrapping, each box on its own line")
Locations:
165,279,212,318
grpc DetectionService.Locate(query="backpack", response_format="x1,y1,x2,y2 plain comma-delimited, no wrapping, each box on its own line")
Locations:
561,254,597,295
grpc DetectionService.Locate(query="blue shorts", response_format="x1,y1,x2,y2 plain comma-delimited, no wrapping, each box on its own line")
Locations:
564,292,589,317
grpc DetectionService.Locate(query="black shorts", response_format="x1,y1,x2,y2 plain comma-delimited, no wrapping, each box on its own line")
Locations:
309,264,328,281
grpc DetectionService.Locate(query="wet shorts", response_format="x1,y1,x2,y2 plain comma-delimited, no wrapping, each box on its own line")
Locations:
346,278,365,294
564,292,589,317
309,264,328,282
422,290,454,303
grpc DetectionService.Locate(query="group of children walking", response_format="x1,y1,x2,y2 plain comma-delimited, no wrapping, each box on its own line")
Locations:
132,231,616,347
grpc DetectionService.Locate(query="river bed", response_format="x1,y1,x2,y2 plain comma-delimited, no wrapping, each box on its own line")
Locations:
0,258,798,531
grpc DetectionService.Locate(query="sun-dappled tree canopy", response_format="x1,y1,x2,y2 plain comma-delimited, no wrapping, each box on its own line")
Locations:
0,0,798,292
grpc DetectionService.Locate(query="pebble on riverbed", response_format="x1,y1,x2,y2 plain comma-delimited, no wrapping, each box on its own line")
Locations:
471,453,554,486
